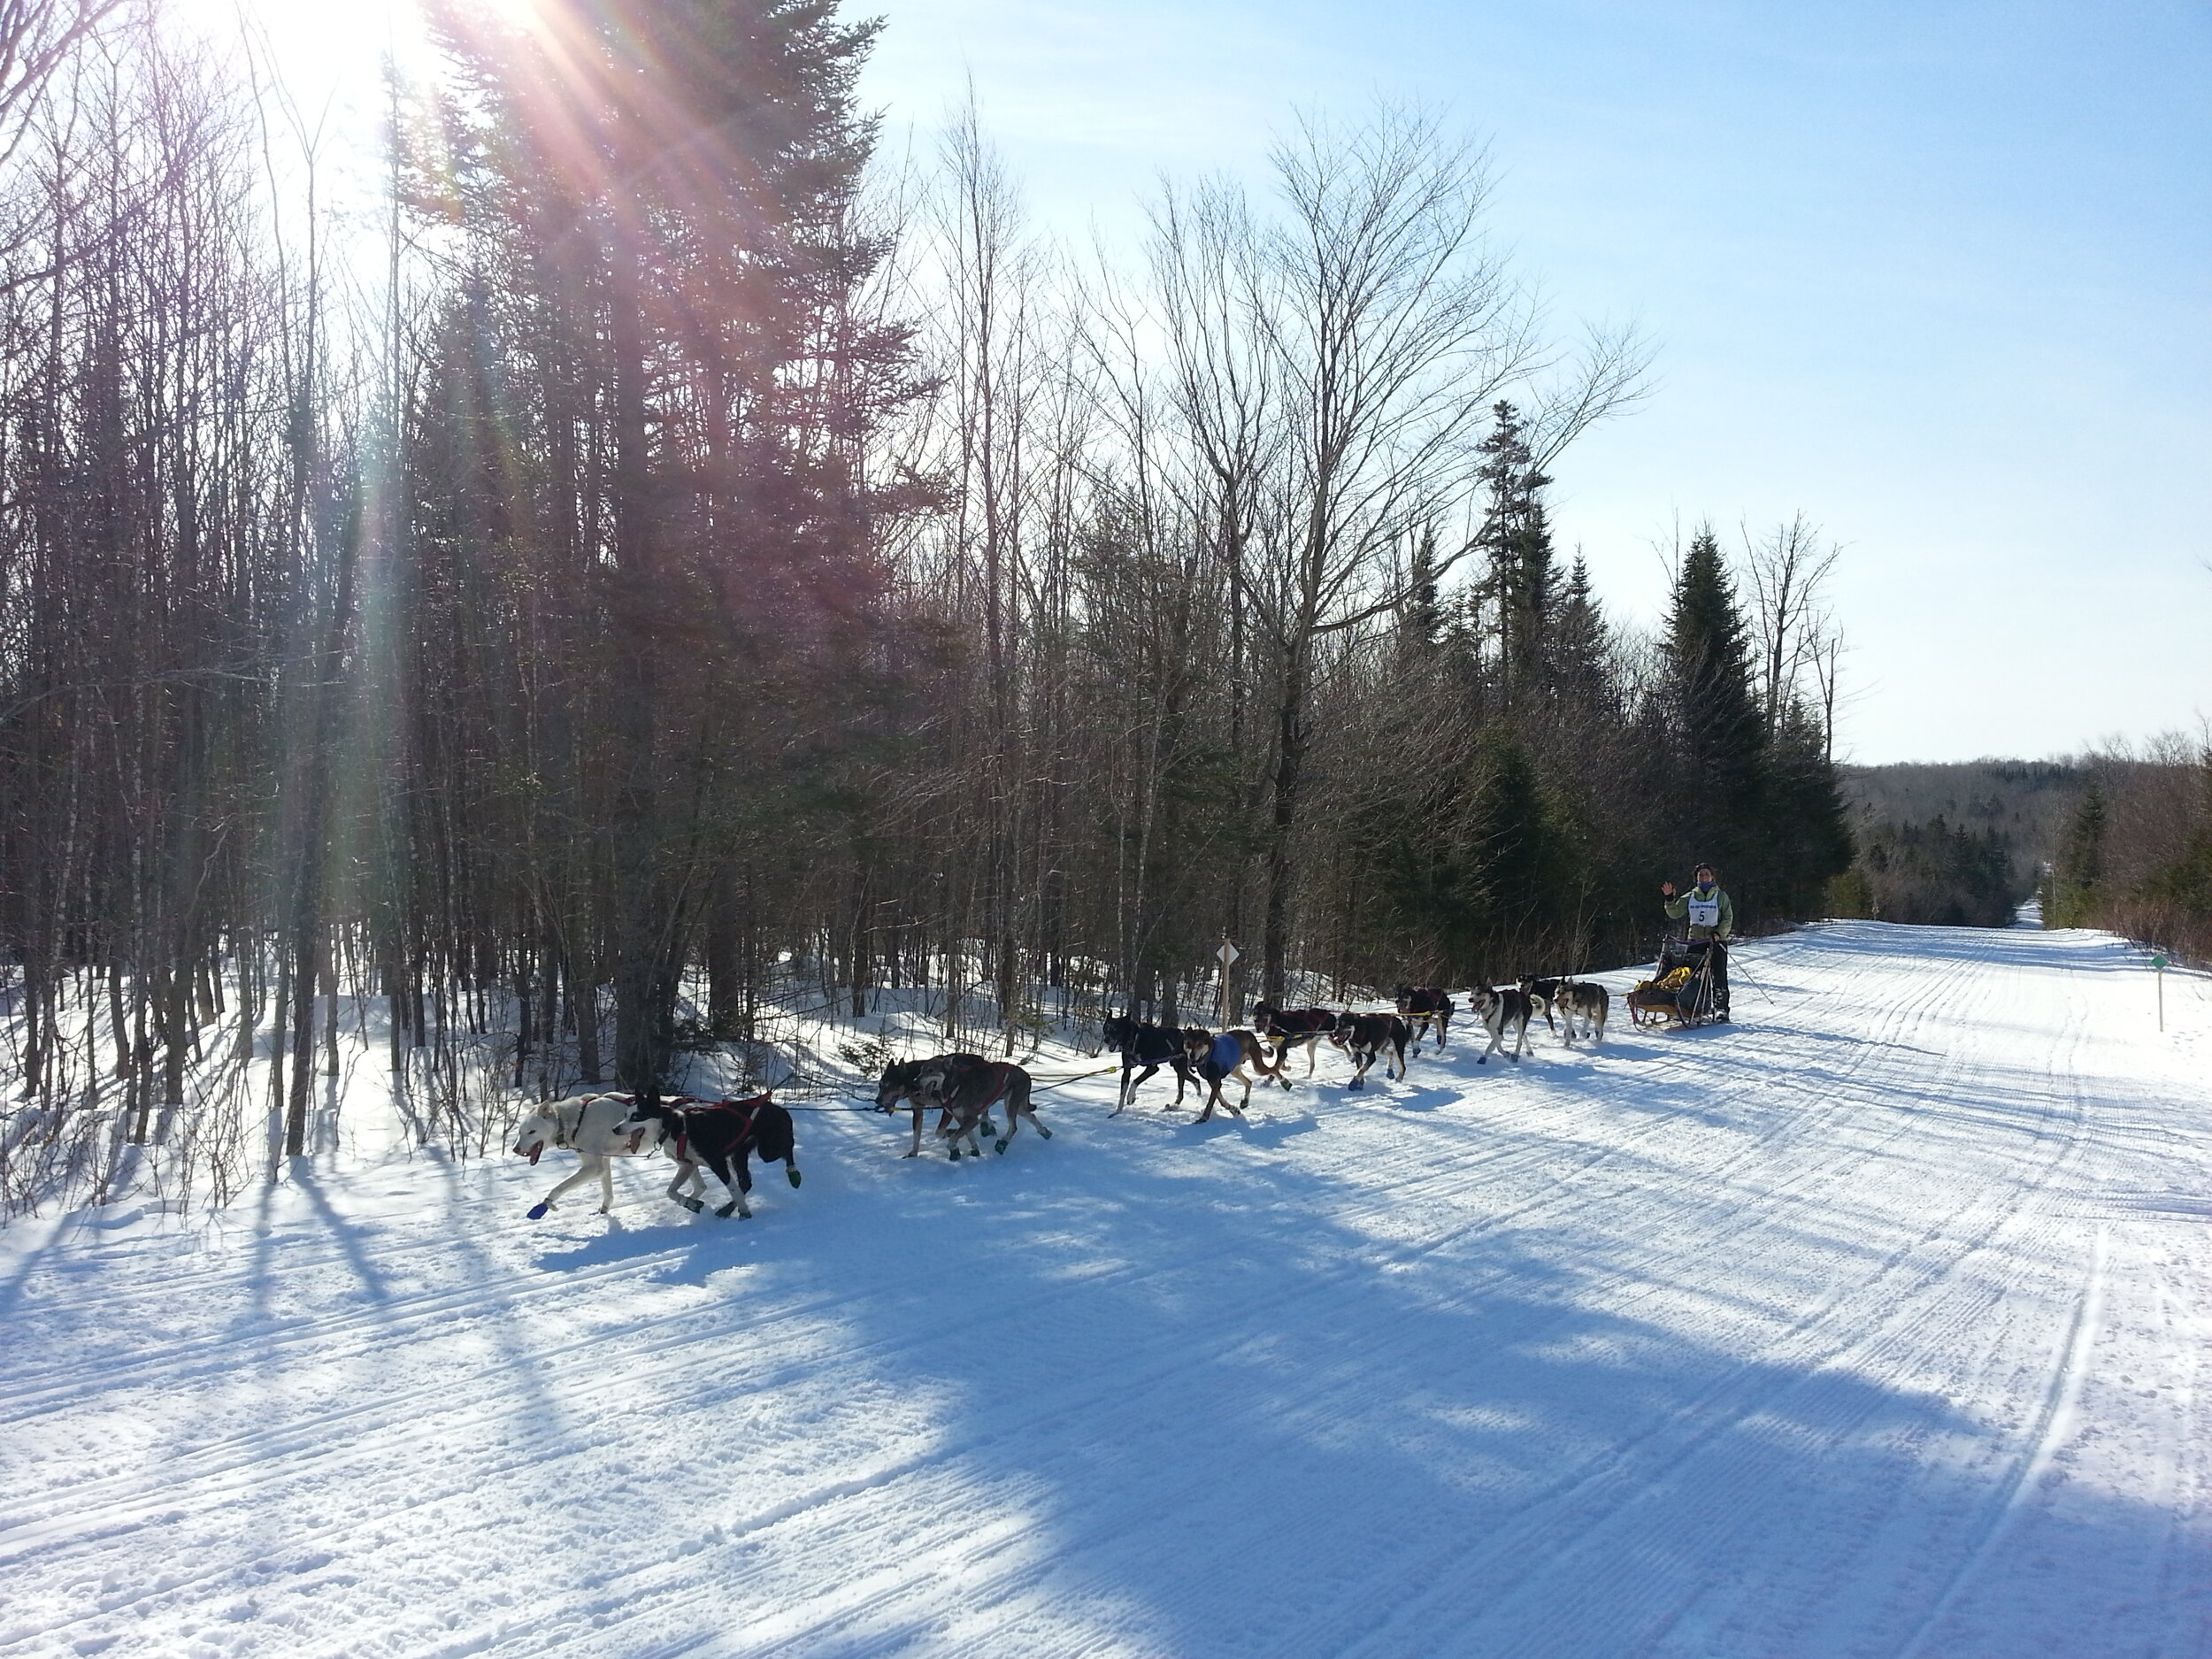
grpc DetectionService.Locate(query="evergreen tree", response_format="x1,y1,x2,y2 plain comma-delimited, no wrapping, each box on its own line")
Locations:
1759,703,1854,918
1659,526,1766,887
419,0,912,1089
1445,726,1578,978
2049,778,2108,926
1476,403,1555,707
1394,522,1444,680
1549,556,1617,718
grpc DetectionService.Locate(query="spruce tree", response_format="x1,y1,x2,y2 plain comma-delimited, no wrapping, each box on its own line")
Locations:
1549,556,1616,717
1394,523,1444,680
1476,403,1555,708
1759,702,1854,918
2050,779,2108,926
1660,527,1766,889
1446,726,1578,978
421,0,909,1090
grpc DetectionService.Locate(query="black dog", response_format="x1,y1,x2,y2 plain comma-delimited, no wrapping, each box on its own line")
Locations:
1101,1014,1194,1116
1250,1002,1340,1086
618,1095,801,1218
1392,986,1455,1055
1330,1012,1409,1090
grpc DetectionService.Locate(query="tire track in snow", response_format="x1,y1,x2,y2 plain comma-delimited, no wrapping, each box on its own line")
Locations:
1133,929,2097,1655
1893,1224,2108,1659
1196,933,2103,1659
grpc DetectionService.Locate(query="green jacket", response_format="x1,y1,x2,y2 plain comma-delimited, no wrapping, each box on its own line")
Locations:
1664,884,1734,941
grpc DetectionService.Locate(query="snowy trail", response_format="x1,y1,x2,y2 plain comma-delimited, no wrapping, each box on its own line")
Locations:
4,922,2210,1658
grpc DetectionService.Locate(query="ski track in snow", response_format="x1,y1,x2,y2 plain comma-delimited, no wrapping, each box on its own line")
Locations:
3,922,2210,1658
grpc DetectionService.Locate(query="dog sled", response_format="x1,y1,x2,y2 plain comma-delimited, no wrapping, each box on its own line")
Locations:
1626,937,1728,1029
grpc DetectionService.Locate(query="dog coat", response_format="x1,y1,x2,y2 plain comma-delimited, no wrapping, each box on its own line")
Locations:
1209,1033,1243,1076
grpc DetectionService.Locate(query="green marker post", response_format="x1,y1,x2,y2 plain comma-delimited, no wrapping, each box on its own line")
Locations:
2152,953,2167,1032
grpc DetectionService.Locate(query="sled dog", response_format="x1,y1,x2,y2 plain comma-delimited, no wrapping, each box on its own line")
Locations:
1556,982,1609,1046
1331,1012,1409,1090
1180,1027,1281,1121
511,1093,703,1218
1469,987,1532,1064
616,1096,801,1218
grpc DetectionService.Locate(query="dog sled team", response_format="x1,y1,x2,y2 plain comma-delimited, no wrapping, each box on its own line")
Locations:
513,864,1734,1217
1095,971,1611,1116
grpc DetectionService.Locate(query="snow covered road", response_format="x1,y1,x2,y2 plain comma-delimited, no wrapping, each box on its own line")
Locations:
4,921,2209,1658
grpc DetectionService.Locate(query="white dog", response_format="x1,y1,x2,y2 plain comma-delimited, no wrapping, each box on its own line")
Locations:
511,1092,703,1218
1468,987,1532,1064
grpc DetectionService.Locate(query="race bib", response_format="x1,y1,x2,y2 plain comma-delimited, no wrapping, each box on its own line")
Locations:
1686,895,1721,928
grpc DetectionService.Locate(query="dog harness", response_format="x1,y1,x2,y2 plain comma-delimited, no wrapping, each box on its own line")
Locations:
666,1094,769,1164
549,1091,631,1150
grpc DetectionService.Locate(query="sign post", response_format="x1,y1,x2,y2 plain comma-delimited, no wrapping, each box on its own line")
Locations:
2152,953,2167,1032
1217,939,1240,1029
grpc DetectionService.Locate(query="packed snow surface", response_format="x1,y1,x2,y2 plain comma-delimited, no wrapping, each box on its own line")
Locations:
4,921,2209,1658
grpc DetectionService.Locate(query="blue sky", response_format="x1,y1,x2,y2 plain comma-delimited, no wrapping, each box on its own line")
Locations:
857,1,2212,764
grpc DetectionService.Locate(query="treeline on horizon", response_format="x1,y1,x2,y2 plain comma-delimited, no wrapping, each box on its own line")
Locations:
1830,759,2078,929
0,0,1856,1172
1829,750,2212,956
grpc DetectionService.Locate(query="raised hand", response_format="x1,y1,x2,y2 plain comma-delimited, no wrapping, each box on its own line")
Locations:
1661,881,1676,897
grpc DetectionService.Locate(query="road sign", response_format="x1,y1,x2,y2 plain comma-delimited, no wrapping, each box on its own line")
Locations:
2151,954,2168,969
1217,941,1240,965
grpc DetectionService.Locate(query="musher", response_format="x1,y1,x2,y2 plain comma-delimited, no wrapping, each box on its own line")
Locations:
1660,863,1733,1020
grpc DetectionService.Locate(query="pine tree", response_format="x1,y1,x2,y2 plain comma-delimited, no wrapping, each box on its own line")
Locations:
1476,403,1555,708
1660,527,1766,887
2050,779,2108,926
1549,556,1616,718
419,0,910,1090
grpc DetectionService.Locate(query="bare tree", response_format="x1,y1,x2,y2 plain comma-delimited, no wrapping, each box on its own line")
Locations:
0,0,118,170
1230,105,1645,998
1742,513,1839,738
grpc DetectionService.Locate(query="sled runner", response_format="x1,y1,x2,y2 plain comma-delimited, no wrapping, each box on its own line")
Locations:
1627,936,1728,1029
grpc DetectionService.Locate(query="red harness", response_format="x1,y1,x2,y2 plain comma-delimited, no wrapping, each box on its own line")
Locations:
664,1093,770,1164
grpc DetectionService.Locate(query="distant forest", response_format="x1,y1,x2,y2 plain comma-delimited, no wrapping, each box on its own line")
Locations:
1,0,1857,1173
1832,760,2080,927
1833,748,2212,963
